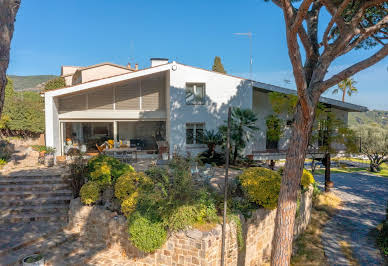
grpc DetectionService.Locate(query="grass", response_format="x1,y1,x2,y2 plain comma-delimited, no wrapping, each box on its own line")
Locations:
291,192,342,266
339,240,359,266
313,161,388,178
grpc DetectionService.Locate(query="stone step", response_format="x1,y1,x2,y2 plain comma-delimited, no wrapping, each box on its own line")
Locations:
0,196,72,207
0,183,70,192
0,212,68,224
0,177,67,185
0,204,69,217
0,230,79,266
0,174,62,180
0,190,72,200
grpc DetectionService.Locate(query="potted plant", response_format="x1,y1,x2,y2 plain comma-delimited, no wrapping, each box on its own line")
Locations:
22,254,44,266
44,146,56,167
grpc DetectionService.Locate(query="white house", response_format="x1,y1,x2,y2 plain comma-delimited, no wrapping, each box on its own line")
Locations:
44,58,367,159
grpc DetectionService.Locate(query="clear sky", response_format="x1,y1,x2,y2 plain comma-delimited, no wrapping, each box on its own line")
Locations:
7,0,388,110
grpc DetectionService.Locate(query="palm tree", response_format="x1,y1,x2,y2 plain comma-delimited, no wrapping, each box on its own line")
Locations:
220,108,259,164
332,78,358,102
203,129,223,155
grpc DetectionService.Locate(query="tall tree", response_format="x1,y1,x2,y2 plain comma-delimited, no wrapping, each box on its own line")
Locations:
0,0,21,118
332,77,358,102
212,56,227,74
264,0,388,264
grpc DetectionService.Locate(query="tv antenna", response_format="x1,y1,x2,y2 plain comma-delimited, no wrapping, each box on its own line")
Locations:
233,32,253,80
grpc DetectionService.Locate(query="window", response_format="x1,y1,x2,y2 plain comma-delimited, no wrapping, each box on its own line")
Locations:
186,123,204,144
186,83,205,105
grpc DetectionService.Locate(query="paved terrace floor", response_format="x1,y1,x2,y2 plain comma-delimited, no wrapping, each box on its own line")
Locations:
315,172,388,266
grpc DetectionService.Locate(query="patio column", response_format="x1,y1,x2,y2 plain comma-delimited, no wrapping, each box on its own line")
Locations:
113,121,118,145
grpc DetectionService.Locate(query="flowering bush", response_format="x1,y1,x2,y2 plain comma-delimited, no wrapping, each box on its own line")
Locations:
88,155,134,186
121,191,139,217
114,171,151,200
301,169,315,189
239,167,281,210
80,181,100,205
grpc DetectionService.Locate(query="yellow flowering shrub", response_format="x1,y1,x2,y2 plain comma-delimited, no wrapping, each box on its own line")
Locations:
114,171,151,200
239,167,281,210
301,169,315,189
80,181,100,205
88,154,134,185
121,191,139,217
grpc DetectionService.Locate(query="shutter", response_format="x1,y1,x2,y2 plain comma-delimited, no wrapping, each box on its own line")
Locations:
87,86,114,110
58,94,86,113
115,80,140,110
141,75,164,110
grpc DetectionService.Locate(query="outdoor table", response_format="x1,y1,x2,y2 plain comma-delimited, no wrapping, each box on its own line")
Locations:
104,147,137,162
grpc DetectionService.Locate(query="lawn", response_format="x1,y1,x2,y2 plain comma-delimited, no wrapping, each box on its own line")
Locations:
313,161,388,178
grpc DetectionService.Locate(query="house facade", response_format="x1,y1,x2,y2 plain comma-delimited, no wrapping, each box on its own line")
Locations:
44,59,367,159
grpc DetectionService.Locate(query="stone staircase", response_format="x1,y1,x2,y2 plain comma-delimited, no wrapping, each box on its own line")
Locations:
0,173,72,224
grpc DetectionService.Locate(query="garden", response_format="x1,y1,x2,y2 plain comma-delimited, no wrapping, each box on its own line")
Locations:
75,152,316,253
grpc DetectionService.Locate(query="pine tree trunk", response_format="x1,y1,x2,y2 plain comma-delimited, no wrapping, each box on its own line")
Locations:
0,0,21,117
271,105,315,265
324,153,331,192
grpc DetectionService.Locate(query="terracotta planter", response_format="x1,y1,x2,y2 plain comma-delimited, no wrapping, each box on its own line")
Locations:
325,181,334,188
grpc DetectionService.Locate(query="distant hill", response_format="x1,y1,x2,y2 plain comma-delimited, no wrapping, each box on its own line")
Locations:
8,75,57,91
349,110,388,129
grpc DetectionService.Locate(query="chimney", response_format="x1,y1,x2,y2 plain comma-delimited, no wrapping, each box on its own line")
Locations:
127,63,131,69
150,58,168,67
135,63,139,71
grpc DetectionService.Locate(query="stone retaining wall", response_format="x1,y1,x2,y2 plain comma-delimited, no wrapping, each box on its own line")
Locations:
68,186,313,265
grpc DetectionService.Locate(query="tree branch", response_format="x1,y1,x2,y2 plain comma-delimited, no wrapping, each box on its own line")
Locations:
317,44,388,92
341,15,388,55
322,0,352,48
291,0,313,34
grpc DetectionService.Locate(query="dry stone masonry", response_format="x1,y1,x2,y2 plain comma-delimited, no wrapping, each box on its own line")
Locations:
68,186,313,265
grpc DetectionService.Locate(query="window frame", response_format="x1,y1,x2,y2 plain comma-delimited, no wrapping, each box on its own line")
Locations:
186,123,205,145
185,83,206,105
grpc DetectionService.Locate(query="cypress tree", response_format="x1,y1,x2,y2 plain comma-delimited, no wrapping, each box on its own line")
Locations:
212,56,226,74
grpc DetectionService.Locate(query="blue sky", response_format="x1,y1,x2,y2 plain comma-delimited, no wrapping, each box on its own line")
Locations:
7,0,388,110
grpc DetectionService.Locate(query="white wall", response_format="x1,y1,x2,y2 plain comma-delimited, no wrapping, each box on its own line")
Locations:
168,64,252,156
44,95,61,155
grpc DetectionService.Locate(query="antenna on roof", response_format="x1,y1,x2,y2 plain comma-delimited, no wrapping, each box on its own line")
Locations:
233,32,253,81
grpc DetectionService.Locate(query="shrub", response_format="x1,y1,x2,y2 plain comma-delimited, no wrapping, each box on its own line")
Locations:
68,154,88,198
167,205,200,231
80,181,100,205
301,169,315,189
44,76,66,91
239,167,281,210
88,155,134,185
114,171,151,200
121,191,139,217
128,212,167,252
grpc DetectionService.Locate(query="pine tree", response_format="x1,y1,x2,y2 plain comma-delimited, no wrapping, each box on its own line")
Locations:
212,56,226,74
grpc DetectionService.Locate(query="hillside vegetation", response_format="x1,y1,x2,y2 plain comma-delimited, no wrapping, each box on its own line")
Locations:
349,110,388,129
8,75,57,91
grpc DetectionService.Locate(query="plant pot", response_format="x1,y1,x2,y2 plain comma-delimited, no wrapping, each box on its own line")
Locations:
44,154,55,167
22,254,44,266
325,181,334,188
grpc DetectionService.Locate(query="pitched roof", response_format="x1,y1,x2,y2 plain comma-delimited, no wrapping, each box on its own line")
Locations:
60,62,133,77
48,61,367,113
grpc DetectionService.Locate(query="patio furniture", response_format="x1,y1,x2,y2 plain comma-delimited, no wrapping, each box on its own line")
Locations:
104,147,137,163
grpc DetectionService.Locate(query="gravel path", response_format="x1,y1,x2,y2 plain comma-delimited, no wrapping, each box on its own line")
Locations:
315,172,388,266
